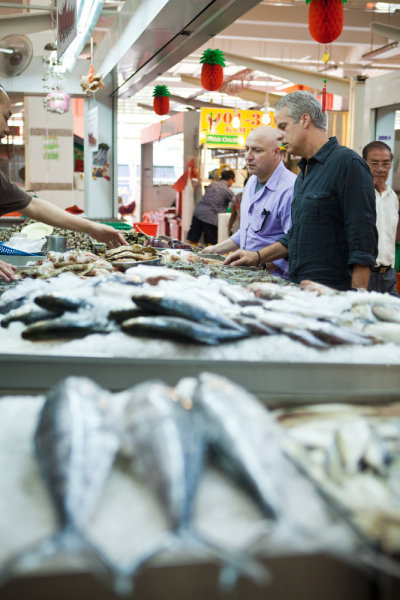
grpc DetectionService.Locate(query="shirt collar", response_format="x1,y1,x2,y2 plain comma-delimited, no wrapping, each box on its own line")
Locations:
297,136,338,170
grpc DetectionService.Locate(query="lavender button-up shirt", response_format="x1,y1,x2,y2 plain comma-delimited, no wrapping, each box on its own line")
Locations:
231,161,296,278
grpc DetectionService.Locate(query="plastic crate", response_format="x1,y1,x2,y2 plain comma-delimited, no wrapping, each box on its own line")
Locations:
101,222,132,230
0,242,40,256
133,222,158,236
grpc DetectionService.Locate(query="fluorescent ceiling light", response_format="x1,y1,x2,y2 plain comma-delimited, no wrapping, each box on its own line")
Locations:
62,0,105,71
362,41,400,60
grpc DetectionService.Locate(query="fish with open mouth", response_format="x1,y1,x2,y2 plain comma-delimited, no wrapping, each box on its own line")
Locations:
121,315,249,345
0,378,122,589
120,380,268,586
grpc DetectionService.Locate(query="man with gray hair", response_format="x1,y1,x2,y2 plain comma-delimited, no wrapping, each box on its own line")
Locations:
225,91,378,292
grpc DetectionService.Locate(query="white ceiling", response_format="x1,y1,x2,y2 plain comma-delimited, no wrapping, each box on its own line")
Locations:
1,0,400,115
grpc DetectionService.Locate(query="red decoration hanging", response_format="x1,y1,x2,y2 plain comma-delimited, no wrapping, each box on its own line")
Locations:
308,0,344,44
152,85,171,116
200,49,226,91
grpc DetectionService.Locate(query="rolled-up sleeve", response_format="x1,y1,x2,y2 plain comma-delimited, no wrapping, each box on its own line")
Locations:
231,230,240,245
339,156,378,267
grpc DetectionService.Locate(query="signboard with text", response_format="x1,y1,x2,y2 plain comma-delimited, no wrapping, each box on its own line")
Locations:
199,108,273,147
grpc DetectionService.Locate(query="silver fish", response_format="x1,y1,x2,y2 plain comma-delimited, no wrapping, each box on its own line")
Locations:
372,303,400,325
193,372,284,519
364,322,400,344
1,303,57,328
22,315,112,341
34,293,91,313
121,315,248,345
132,291,244,331
121,380,268,585
1,377,121,587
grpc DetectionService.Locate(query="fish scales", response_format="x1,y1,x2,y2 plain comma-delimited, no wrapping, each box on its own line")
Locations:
132,292,243,331
121,315,248,345
123,381,205,531
193,373,284,519
35,377,119,529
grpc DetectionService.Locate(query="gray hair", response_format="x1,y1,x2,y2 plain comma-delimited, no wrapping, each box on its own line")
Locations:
275,91,327,130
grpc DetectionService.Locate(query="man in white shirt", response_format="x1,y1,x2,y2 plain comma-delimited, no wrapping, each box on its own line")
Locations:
363,141,400,296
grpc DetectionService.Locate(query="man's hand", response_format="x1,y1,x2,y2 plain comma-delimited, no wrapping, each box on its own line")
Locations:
89,223,129,248
224,249,259,267
0,260,17,282
351,264,371,290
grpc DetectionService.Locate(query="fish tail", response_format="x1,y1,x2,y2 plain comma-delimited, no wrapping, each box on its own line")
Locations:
0,528,131,596
178,528,271,589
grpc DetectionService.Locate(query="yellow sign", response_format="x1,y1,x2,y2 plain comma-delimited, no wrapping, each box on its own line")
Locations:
199,108,274,147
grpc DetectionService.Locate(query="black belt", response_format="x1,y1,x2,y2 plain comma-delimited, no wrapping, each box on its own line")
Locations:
372,265,392,274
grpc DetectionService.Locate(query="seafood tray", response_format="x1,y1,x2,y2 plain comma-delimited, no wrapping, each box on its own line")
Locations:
0,353,399,403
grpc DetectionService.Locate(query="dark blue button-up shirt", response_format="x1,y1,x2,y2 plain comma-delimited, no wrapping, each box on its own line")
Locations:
279,137,378,291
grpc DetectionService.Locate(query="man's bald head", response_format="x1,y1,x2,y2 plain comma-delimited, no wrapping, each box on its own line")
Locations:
245,125,283,183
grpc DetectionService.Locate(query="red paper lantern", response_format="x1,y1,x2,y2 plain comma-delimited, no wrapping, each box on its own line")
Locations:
152,85,170,116
308,0,344,44
200,49,225,92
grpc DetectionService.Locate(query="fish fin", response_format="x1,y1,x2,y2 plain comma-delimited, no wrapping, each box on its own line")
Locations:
0,528,130,596
178,528,271,589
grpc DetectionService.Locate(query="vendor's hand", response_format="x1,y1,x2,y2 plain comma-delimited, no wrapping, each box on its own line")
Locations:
199,244,217,255
90,223,129,248
0,260,17,282
224,249,258,267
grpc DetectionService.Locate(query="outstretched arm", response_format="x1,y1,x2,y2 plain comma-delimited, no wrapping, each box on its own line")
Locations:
224,241,288,267
22,196,129,247
199,238,239,255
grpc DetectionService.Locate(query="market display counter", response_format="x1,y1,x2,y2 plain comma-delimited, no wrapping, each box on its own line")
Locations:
0,353,399,404
0,554,380,600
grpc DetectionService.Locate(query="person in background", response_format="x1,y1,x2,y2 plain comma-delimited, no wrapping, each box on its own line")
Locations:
201,125,296,279
225,91,378,291
227,171,249,236
187,169,235,246
0,85,128,282
362,141,399,296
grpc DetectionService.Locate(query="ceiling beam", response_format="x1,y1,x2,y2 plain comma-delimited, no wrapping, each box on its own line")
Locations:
170,91,235,109
370,22,400,43
223,52,350,98
180,74,279,107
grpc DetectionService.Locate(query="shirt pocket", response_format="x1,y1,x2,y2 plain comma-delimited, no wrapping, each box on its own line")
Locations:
301,192,331,224
249,209,270,232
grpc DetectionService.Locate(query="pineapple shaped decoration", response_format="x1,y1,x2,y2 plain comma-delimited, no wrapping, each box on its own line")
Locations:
307,0,345,44
153,85,171,115
200,49,226,91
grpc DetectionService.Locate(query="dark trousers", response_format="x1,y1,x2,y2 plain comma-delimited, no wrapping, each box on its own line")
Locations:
368,268,399,297
187,215,218,245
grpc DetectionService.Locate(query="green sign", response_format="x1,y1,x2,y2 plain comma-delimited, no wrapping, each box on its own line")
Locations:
205,134,241,146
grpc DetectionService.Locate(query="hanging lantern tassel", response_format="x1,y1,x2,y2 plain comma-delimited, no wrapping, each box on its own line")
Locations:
321,51,330,113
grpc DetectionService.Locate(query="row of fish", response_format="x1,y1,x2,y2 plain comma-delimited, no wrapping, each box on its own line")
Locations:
276,402,400,553
2,373,397,592
1,266,399,349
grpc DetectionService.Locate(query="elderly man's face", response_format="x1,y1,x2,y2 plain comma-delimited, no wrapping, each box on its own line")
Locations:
0,91,11,139
365,147,392,189
275,107,305,157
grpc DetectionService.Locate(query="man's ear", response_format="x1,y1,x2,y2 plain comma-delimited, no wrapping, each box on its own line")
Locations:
301,113,312,128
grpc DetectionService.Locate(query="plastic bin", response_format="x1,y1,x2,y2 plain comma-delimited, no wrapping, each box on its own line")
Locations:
0,242,40,256
395,242,400,272
133,222,158,236
101,222,132,230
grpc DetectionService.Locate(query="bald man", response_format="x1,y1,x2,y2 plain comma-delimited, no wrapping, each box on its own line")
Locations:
200,125,296,279
0,85,128,282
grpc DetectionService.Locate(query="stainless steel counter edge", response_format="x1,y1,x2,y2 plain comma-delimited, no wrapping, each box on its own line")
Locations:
0,354,399,404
